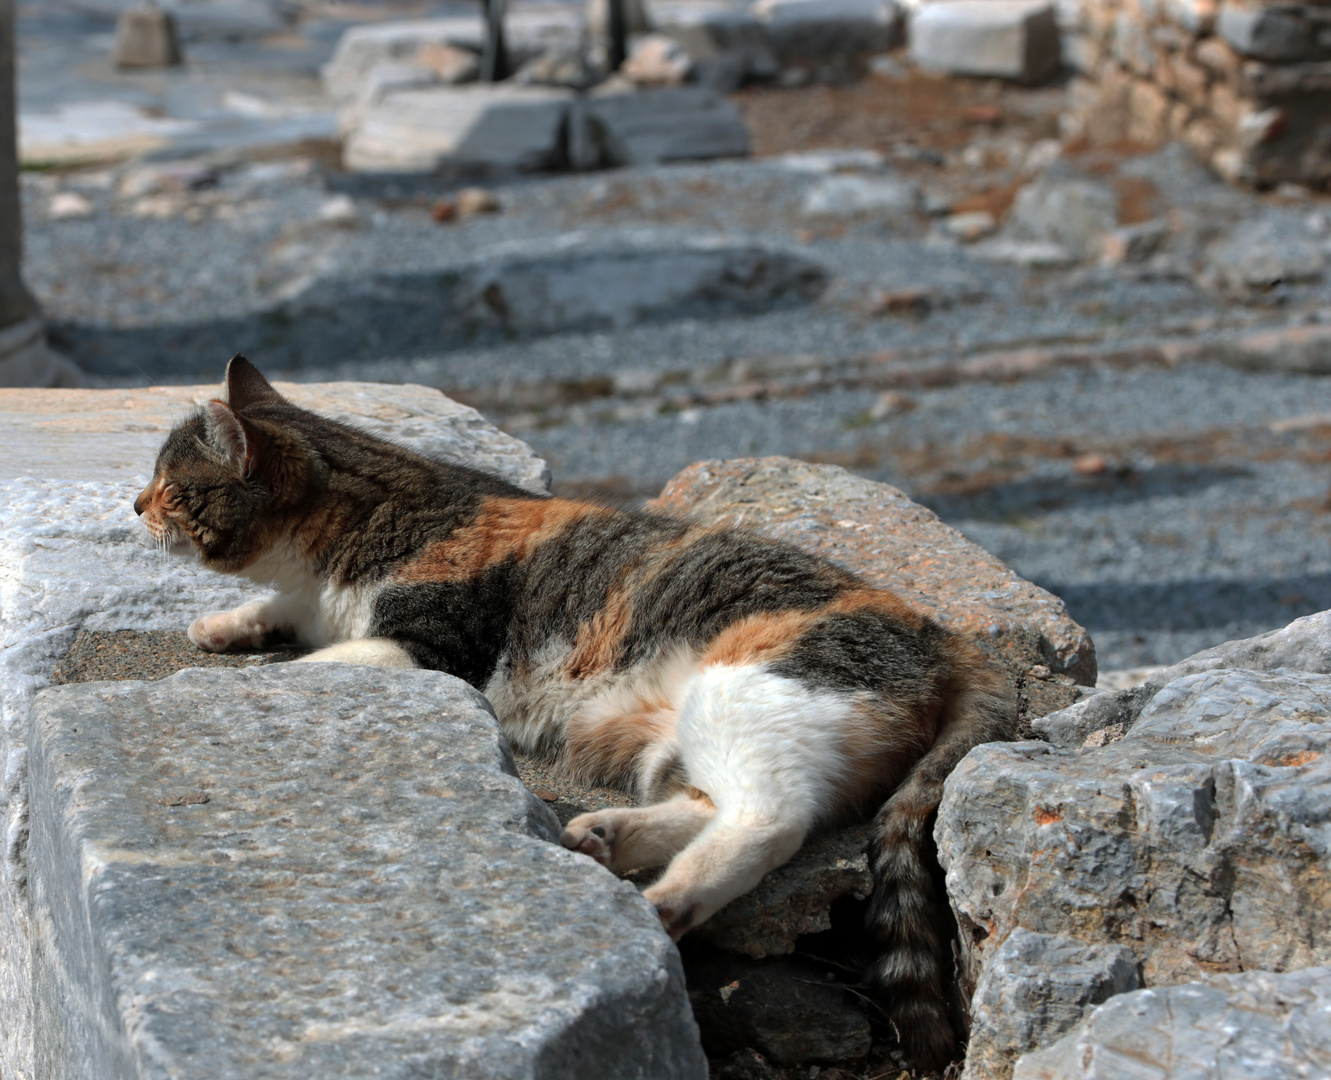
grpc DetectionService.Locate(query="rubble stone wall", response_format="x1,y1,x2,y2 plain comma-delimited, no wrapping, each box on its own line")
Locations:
1070,0,1331,188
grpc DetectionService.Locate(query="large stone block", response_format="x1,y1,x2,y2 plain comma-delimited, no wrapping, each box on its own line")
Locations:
27,666,706,1080
1217,2,1317,62
322,14,579,103
0,383,549,1080
455,233,827,334
342,85,574,174
1013,968,1331,1080
754,0,902,61
939,665,1331,1003
910,0,1062,84
653,1,781,84
582,85,751,166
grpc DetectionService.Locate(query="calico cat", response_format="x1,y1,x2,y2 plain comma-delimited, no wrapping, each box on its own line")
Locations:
136,356,1016,1069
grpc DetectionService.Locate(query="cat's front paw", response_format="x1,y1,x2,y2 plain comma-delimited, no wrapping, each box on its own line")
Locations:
561,814,616,867
188,603,273,652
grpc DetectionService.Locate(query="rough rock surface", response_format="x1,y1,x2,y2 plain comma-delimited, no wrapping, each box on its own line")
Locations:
0,383,549,1080
1013,967,1331,1080
691,823,874,958
28,665,706,1080
1004,175,1119,259
455,234,828,334
939,666,1331,1010
961,929,1139,1080
653,458,1096,712
1033,609,1331,748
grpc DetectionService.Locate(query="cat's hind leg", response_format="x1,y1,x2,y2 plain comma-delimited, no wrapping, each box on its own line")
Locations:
562,792,715,874
295,638,417,667
641,663,852,937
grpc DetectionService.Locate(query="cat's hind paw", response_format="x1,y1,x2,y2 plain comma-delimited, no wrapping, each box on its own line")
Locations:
561,814,616,867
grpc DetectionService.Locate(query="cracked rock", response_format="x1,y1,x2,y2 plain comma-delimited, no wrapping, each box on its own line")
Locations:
1013,967,1331,1080
939,665,1331,1015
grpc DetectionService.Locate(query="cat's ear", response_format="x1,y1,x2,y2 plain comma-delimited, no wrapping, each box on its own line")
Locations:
225,354,283,410
205,400,267,477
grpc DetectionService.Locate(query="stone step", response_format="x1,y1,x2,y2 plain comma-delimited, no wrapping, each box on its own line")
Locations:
28,665,706,1079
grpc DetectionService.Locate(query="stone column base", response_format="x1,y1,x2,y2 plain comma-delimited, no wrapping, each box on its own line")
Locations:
0,316,81,388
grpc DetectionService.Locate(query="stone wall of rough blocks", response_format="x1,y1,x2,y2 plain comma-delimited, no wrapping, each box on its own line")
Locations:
1068,0,1331,188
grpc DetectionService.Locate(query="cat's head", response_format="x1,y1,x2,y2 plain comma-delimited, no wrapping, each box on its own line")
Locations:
134,356,319,572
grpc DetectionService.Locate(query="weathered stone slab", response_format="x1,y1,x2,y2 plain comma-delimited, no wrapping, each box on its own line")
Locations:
754,0,902,61
962,930,1139,1080
1033,609,1331,749
0,383,549,1080
910,0,1062,84
322,15,579,104
939,668,1331,1010
653,1,781,85
652,458,1096,705
28,666,706,1080
342,85,573,174
583,85,751,166
1013,967,1331,1080
456,234,827,334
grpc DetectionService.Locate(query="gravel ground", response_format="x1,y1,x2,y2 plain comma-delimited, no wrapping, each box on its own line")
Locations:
18,32,1331,674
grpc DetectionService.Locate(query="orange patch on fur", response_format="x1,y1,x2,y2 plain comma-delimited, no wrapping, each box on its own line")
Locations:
699,609,819,667
829,586,930,627
565,588,634,679
1033,806,1062,825
685,785,715,808
396,497,609,583
563,705,676,789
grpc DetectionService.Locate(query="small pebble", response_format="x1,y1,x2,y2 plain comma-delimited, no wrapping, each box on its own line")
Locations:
317,193,361,227
457,187,501,216
1074,452,1109,475
49,192,93,220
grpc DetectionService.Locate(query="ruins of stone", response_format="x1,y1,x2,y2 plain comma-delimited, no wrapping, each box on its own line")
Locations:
5,0,1331,1075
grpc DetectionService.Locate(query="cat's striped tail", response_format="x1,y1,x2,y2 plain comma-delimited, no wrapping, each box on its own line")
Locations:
865,658,1017,1071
